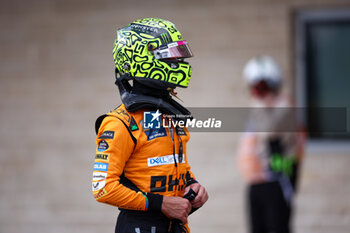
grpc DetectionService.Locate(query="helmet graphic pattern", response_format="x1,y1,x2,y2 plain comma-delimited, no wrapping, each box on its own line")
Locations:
113,18,192,88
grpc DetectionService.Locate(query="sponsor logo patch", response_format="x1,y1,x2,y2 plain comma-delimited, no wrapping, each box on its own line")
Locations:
95,153,110,162
99,131,114,139
92,172,107,181
97,140,109,152
148,154,185,167
176,127,187,136
92,180,105,192
94,162,109,172
129,116,139,131
145,127,167,141
94,188,108,200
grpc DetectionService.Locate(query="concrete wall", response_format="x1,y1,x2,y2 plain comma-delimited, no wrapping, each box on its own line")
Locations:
1,0,350,232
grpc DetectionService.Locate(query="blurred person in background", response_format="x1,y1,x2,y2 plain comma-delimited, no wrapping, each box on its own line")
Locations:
237,56,305,233
92,18,208,233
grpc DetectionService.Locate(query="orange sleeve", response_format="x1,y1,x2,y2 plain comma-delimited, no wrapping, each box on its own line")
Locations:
92,116,148,211
237,133,265,184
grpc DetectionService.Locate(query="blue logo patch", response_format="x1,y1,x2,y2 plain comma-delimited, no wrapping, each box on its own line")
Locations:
145,127,167,141
143,110,161,129
99,131,114,139
97,140,109,152
176,127,187,136
94,162,109,172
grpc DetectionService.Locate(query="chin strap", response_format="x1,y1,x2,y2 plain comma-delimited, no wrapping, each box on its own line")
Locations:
114,69,192,121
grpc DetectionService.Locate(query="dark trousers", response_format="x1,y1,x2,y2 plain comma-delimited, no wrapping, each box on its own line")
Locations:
248,181,292,233
115,210,171,233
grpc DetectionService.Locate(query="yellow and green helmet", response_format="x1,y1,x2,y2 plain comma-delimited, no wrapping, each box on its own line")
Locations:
113,18,193,89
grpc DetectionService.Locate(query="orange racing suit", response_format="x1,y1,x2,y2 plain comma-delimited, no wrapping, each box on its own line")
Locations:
92,104,197,232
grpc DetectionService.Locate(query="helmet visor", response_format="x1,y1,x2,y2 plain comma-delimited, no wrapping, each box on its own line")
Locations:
151,40,193,60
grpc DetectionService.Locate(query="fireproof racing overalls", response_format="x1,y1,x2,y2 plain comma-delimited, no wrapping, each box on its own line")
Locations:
92,104,197,233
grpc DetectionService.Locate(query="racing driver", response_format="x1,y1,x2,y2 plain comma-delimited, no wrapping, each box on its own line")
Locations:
92,18,208,233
